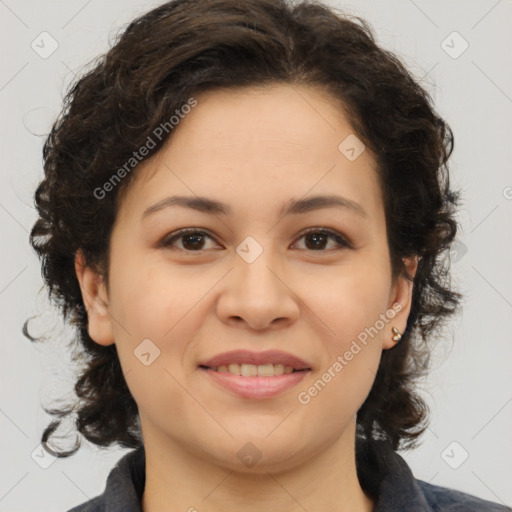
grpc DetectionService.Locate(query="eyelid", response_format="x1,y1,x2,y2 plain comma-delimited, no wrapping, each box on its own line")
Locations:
160,227,218,244
296,227,353,249
159,226,354,251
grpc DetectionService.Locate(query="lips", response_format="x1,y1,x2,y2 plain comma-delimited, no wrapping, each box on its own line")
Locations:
198,349,312,371
198,350,312,399
201,367,309,399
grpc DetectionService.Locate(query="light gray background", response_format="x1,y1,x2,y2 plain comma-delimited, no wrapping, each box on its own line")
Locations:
1,0,511,510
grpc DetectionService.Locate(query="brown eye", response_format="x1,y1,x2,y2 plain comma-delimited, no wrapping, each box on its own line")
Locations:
161,229,219,251
294,228,353,251
160,227,353,253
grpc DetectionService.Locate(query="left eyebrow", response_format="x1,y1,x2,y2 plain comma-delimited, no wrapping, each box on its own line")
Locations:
141,194,367,219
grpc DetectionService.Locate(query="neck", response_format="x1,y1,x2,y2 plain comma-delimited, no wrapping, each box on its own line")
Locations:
141,421,374,512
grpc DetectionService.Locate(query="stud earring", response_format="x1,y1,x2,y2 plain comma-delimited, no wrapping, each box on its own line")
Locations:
391,327,402,343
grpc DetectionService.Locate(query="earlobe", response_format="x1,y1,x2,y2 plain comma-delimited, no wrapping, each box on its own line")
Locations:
74,250,115,346
383,256,419,350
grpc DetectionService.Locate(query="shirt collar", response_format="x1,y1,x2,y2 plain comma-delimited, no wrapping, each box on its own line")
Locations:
355,437,431,511
96,437,431,512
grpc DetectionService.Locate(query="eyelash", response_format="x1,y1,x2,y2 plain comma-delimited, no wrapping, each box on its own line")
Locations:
160,227,353,253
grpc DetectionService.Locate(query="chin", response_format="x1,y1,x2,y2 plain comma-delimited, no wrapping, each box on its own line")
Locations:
196,432,313,474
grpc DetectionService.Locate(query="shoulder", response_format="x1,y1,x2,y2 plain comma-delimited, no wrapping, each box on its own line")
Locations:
65,446,145,512
66,495,104,512
417,480,512,511
356,438,510,512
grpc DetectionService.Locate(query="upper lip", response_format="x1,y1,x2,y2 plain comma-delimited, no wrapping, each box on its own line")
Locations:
199,350,312,370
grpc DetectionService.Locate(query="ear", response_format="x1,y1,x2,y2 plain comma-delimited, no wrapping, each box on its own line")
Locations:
382,255,419,350
74,250,115,346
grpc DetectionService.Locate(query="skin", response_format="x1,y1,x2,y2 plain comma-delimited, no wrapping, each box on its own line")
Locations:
75,83,418,512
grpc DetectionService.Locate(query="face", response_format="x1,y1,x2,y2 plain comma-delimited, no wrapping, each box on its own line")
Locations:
76,84,416,473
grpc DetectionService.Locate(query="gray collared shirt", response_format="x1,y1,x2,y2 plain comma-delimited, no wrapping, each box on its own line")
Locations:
67,438,511,511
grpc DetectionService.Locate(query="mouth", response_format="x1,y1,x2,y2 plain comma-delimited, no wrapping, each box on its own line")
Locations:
198,349,312,373
198,363,309,377
196,350,312,399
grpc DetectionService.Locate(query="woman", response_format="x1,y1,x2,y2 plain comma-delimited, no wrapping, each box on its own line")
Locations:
26,0,511,510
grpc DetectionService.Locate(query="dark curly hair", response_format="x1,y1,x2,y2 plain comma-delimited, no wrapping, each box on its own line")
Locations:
25,0,461,457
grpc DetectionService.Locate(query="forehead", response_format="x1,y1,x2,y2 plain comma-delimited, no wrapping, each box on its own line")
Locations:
117,83,383,222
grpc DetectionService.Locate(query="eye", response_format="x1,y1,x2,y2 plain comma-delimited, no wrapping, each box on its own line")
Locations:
160,227,352,252
293,228,353,251
160,228,220,252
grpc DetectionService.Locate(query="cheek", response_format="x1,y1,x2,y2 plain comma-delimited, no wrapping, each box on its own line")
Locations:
107,251,214,377
305,261,392,349
106,255,202,421
109,249,193,336
296,256,391,407
295,268,388,422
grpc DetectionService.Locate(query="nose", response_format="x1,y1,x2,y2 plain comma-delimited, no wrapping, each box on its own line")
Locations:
216,248,300,331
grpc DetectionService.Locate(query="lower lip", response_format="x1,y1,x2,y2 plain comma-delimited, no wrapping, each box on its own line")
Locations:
199,368,310,399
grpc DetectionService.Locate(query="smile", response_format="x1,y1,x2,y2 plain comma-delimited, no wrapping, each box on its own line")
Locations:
198,366,310,399
197,349,312,399
201,363,303,377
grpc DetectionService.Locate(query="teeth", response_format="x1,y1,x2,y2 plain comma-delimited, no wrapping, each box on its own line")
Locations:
228,364,240,375
241,364,258,377
211,363,299,376
258,364,279,377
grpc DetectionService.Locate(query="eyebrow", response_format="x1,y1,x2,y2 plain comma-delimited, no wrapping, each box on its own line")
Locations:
142,194,367,219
